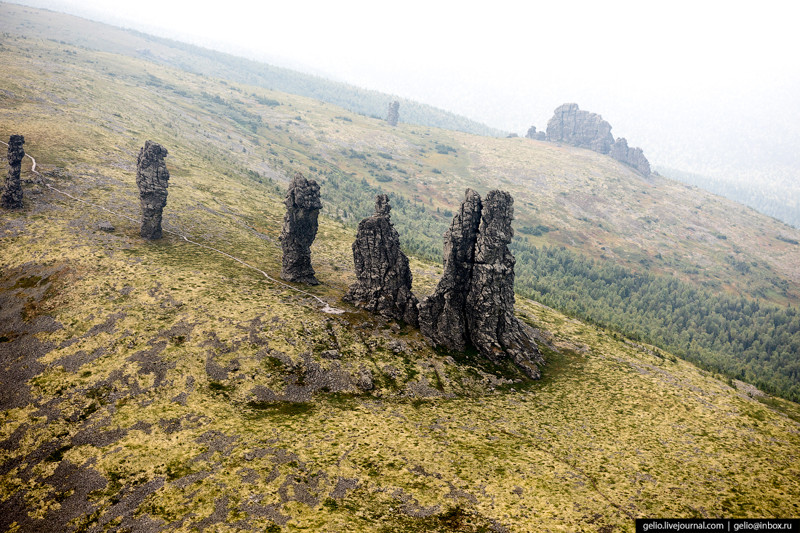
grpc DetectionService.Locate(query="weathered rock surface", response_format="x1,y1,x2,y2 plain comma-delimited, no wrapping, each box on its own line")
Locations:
386,101,400,127
420,189,543,378
2,135,25,209
466,190,543,378
419,189,482,352
136,140,170,239
345,195,419,326
609,137,651,176
546,103,614,153
280,172,321,285
525,126,545,141
546,103,651,176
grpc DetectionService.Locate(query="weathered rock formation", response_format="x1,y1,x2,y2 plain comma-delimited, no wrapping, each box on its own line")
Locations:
525,126,545,141
280,172,321,285
546,103,614,153
545,103,651,175
386,101,399,127
419,189,543,378
466,191,543,377
419,189,482,352
136,140,170,239
1,135,25,209
609,137,651,176
345,195,419,326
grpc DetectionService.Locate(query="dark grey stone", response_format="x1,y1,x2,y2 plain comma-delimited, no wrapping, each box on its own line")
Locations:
345,195,419,326
136,140,170,239
2,135,25,209
280,172,321,285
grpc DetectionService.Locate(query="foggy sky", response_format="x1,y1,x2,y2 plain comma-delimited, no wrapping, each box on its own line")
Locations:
10,0,800,186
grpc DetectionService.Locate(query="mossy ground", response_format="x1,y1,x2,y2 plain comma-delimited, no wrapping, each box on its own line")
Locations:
1,19,800,532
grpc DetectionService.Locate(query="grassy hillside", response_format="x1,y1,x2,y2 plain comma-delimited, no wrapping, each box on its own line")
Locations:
3,3,800,402
1,13,800,531
0,2,504,138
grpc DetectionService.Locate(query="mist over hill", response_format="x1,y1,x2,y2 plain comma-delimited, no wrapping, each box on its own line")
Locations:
2,5,800,530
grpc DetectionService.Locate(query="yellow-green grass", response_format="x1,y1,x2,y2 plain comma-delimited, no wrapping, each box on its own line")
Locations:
1,28,800,532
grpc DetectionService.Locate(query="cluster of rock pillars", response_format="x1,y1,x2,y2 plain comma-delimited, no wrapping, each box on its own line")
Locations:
281,173,544,379
3,135,544,378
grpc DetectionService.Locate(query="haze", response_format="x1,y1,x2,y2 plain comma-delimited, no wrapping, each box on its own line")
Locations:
10,0,800,196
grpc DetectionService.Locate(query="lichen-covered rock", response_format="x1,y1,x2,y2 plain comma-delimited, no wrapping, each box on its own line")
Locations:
345,195,419,326
280,172,321,285
609,137,651,176
466,190,543,378
420,189,543,378
386,101,400,127
419,189,482,351
136,140,170,239
1,135,25,209
546,103,615,153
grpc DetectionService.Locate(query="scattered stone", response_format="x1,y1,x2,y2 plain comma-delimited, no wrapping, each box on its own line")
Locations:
98,221,115,232
419,189,543,378
386,100,400,126
1,135,25,209
135,140,170,239
279,172,321,285
344,195,419,326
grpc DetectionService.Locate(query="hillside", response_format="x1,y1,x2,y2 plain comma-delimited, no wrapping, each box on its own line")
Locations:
1,7,800,531
6,1,799,402
0,2,504,138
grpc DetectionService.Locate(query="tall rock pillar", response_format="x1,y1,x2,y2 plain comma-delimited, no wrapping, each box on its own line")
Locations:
136,141,170,239
344,195,419,326
1,135,25,209
280,172,321,285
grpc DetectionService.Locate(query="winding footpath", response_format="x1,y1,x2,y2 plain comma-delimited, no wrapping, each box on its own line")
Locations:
1,140,344,314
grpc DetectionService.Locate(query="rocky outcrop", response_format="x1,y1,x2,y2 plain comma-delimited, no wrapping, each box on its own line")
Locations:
609,137,651,176
419,189,543,378
545,103,651,175
136,140,170,239
466,191,543,378
525,126,545,141
344,195,419,326
546,103,614,153
386,101,399,127
280,172,321,285
1,135,25,209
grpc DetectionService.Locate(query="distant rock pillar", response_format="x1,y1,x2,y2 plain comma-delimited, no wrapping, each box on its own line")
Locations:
280,172,322,285
344,194,419,326
136,140,170,239
1,135,25,209
386,101,400,127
